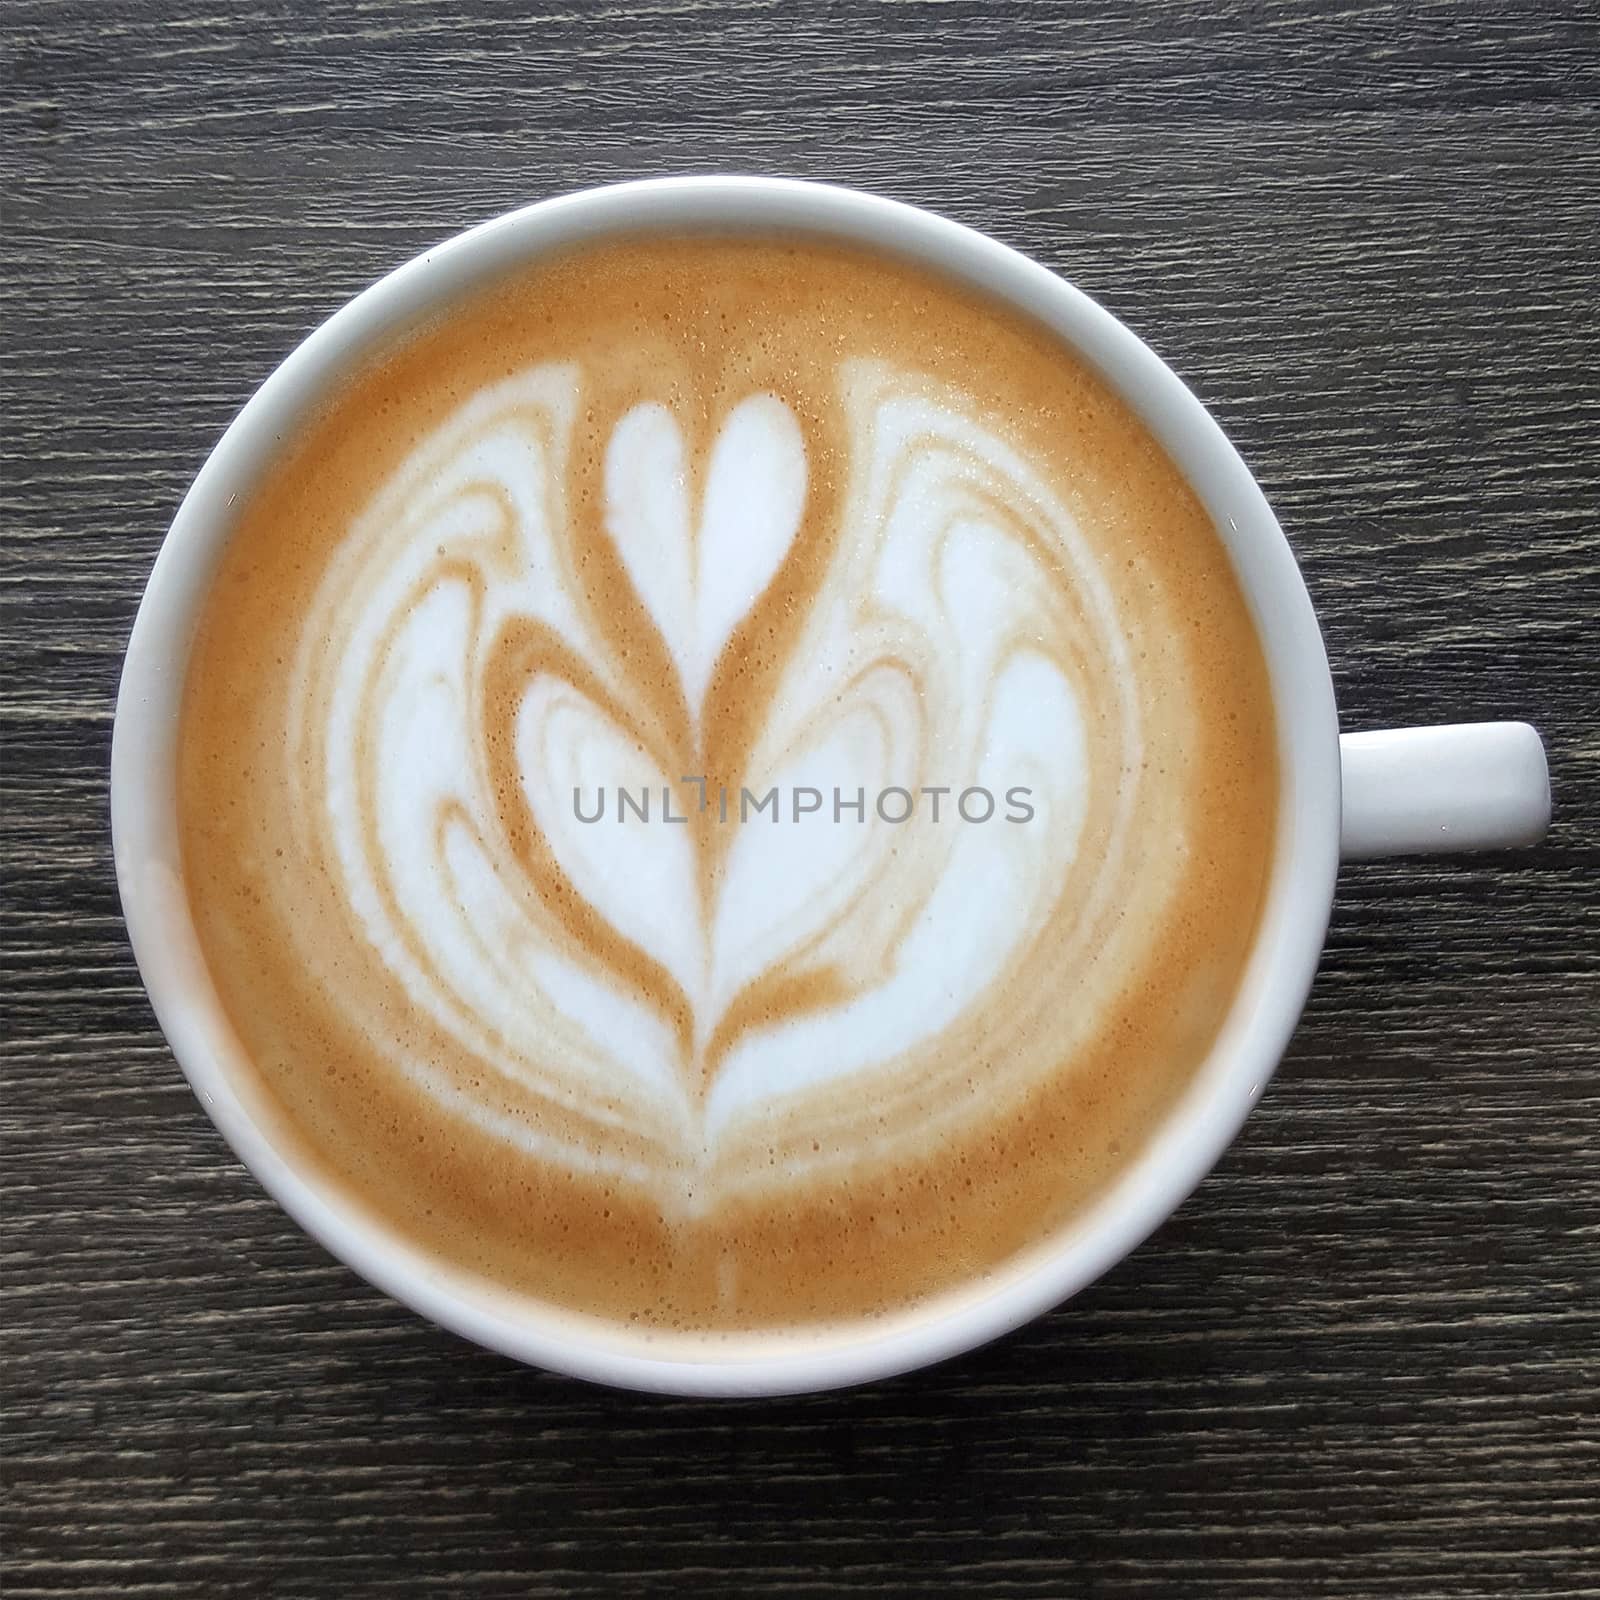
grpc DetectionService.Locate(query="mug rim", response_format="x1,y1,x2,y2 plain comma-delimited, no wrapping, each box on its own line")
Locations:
111,175,1340,1396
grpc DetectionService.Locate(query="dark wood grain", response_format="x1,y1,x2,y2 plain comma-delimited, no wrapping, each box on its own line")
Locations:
4,1,1598,1595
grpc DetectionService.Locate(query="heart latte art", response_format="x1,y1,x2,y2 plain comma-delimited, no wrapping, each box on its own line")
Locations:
180,238,1277,1331
299,364,1130,1193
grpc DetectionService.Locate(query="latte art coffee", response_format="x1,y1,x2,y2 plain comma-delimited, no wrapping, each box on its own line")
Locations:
179,236,1277,1332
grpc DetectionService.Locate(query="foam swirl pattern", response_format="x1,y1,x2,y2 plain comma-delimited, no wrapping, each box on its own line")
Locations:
289,359,1147,1209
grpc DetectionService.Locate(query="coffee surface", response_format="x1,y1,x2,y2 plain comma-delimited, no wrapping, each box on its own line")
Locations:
178,234,1277,1334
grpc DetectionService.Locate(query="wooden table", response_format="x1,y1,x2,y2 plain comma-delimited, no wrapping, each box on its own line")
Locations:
5,2,1597,1593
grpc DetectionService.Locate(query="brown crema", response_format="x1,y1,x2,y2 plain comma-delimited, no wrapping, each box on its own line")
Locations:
177,234,1278,1335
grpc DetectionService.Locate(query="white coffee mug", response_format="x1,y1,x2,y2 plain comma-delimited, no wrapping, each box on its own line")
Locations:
112,178,1551,1396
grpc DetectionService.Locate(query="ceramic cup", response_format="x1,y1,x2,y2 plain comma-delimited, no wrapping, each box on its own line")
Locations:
112,178,1551,1395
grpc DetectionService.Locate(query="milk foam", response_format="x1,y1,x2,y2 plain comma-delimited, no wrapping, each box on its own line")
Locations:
286,358,1164,1211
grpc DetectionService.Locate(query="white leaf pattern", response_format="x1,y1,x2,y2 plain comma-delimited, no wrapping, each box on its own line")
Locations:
288,359,1143,1205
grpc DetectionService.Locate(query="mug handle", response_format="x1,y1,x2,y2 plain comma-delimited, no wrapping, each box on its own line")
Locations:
1340,722,1551,859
